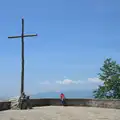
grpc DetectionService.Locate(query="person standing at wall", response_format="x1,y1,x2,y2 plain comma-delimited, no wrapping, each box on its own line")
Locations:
60,93,65,106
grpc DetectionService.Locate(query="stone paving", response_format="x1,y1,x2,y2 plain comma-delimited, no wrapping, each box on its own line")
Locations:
0,106,120,120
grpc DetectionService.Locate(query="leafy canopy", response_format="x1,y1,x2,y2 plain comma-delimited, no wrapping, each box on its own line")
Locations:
93,58,120,99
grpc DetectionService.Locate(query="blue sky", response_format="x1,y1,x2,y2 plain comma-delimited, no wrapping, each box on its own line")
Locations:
0,0,120,97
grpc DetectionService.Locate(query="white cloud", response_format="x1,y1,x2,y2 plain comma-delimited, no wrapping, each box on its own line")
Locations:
88,77,102,83
39,77,102,86
56,77,102,85
35,77,103,93
56,79,82,85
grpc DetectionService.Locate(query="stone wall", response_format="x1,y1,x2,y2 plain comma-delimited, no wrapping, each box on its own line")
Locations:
48,98,92,106
30,99,49,107
0,101,11,111
0,99,120,111
91,99,120,109
30,98,120,109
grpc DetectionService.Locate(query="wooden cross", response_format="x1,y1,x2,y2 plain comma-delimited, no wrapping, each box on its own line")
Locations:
8,18,37,95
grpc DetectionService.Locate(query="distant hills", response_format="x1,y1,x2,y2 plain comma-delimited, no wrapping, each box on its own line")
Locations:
31,90,94,99
0,90,94,100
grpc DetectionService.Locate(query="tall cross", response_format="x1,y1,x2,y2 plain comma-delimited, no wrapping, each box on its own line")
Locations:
8,18,37,95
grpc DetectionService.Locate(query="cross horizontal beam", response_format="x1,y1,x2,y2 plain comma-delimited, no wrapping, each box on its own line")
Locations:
8,34,38,39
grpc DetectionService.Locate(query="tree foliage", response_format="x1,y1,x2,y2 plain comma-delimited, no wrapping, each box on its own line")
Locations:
93,58,120,99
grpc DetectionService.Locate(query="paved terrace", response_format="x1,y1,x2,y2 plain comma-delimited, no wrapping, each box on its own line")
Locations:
0,106,120,120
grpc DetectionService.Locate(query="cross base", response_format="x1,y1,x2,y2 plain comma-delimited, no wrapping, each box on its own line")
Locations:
18,93,32,110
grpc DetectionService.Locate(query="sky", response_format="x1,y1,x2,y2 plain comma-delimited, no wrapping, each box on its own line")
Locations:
0,0,120,97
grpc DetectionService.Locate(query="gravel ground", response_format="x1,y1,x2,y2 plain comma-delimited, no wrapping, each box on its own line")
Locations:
0,106,120,120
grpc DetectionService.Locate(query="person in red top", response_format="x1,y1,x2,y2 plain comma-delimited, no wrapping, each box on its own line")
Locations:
60,93,65,105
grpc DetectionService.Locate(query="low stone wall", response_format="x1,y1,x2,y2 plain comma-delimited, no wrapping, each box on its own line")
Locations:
0,101,11,111
0,99,120,111
91,99,120,109
48,98,92,106
30,99,50,107
30,98,120,109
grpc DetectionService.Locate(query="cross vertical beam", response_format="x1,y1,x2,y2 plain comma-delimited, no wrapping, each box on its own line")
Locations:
21,18,24,94
8,18,37,95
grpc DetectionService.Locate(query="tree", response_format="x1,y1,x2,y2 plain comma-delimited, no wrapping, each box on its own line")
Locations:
93,58,120,99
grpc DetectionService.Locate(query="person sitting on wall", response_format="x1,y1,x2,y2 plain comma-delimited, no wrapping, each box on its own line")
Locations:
60,93,65,106
26,96,32,109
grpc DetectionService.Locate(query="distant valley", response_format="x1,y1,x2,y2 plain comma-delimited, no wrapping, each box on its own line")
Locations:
0,90,94,100
31,90,94,99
